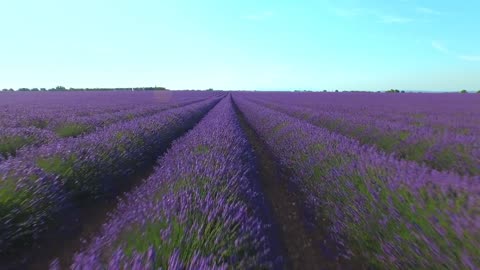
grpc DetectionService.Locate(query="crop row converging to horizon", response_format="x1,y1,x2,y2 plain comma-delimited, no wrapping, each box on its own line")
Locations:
0,90,479,269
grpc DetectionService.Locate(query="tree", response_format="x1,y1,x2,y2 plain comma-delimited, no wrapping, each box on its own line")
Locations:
31,88,39,91
460,89,468,94
386,89,402,93
477,90,480,94
1,89,8,92
40,88,47,91
18,88,30,91
48,86,66,91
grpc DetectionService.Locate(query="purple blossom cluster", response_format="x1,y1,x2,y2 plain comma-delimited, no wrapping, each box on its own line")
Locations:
0,91,222,128
68,97,277,269
0,127,57,158
44,97,209,137
0,92,218,156
233,95,480,269
245,92,480,134
0,97,221,253
245,92,480,176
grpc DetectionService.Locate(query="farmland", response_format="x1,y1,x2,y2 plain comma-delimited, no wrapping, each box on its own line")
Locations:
0,91,479,269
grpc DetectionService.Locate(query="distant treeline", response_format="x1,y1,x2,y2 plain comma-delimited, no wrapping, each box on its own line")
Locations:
295,90,380,93
2,87,479,93
1,86,169,92
295,89,480,93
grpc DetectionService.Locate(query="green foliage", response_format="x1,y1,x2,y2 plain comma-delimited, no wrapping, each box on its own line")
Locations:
37,156,75,178
0,136,34,158
300,136,479,268
311,152,479,268
428,145,479,175
30,119,49,129
386,89,401,93
0,178,31,218
194,145,210,154
37,155,77,190
55,123,91,137
460,89,468,93
125,113,135,120
112,174,248,269
398,140,431,161
116,215,242,269
376,135,401,152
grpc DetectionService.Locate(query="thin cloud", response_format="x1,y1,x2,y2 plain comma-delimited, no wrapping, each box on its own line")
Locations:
243,11,274,21
432,41,480,61
416,7,442,15
432,41,450,54
459,55,480,62
332,7,413,24
331,8,371,18
380,15,414,24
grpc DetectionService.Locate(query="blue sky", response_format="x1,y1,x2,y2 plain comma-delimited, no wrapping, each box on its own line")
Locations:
1,0,479,91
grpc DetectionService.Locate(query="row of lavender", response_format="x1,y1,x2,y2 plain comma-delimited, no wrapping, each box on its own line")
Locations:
0,98,209,159
0,96,211,130
0,91,223,113
0,92,220,159
0,97,221,253
61,96,280,269
0,91,219,127
248,92,480,135
245,93,480,176
234,95,480,269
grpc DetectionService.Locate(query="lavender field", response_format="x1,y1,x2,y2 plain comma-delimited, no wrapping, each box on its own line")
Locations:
0,91,479,269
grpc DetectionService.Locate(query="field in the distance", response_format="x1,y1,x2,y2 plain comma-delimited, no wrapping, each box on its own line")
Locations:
0,91,479,269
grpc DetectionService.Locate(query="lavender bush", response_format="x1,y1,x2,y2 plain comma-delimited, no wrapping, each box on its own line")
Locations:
0,97,220,253
69,96,278,269
0,92,215,157
0,127,56,158
0,91,223,129
245,93,480,176
234,95,480,269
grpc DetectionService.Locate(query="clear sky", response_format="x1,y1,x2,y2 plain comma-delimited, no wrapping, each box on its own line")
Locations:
1,0,479,91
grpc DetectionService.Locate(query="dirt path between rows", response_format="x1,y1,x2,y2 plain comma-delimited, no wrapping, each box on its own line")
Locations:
234,101,349,270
